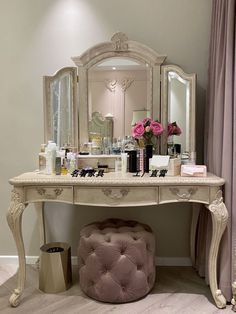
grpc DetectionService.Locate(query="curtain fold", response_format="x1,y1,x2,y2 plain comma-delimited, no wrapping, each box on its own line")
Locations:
196,0,236,301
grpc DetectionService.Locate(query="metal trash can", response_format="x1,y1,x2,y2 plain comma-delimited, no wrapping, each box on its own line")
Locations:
39,242,72,293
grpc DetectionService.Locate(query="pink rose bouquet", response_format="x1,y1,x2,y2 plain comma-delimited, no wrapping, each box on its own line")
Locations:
132,118,164,145
168,121,182,136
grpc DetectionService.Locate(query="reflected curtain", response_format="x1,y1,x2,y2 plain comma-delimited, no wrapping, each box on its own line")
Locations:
195,0,236,301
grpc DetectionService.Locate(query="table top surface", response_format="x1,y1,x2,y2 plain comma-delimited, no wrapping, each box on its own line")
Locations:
9,171,225,187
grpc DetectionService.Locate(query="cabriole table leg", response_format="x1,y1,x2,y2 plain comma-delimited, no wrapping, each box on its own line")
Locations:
6,187,27,307
207,191,228,308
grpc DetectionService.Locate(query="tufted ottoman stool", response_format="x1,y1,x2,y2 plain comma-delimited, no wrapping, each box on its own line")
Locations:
77,218,156,303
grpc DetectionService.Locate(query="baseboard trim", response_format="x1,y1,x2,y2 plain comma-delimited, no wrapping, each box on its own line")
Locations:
0,256,192,267
156,257,192,266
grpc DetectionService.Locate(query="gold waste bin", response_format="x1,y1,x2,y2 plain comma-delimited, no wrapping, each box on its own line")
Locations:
39,242,72,293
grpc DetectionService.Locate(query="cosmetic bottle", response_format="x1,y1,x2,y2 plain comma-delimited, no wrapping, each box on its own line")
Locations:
121,153,128,175
61,157,68,175
39,144,47,172
115,157,122,173
55,156,62,175
126,150,137,173
67,152,76,173
45,141,57,175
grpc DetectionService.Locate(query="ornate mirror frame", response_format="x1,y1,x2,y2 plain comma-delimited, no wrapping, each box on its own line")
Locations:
43,67,79,149
72,32,166,145
43,33,196,158
161,64,196,158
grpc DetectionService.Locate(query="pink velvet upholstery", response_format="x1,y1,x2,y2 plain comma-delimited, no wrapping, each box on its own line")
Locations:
78,218,156,303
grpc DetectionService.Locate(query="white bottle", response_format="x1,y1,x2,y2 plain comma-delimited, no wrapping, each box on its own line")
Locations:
121,153,128,175
38,144,47,173
45,141,57,175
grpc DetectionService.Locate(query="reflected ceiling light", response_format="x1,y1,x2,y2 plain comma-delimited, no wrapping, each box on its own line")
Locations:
112,67,116,70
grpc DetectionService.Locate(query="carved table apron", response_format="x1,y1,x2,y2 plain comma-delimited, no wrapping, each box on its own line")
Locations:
7,172,228,308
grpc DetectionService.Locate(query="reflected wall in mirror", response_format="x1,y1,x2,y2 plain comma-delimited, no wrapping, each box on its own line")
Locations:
43,67,78,149
161,65,196,159
88,58,152,139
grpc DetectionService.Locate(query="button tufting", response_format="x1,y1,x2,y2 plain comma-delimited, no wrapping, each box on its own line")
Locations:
78,219,155,303
120,248,126,254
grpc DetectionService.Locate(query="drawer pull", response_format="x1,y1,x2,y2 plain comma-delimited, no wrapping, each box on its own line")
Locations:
169,187,197,201
36,188,63,199
102,188,129,200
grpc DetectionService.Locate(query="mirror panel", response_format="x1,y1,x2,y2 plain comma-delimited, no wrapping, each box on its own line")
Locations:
88,57,152,139
43,67,78,149
72,32,167,146
161,65,196,159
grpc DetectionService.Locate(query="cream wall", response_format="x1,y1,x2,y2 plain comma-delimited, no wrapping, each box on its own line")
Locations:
0,0,212,260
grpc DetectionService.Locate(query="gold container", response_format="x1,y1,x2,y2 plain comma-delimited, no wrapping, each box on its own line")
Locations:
39,242,72,293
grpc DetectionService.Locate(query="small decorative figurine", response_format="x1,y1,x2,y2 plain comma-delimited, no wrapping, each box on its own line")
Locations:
159,169,168,177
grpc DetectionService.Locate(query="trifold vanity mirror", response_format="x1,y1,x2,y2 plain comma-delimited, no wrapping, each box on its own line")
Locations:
44,32,196,160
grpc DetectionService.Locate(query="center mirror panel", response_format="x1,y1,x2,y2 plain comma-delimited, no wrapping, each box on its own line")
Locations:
88,57,152,140
72,32,167,148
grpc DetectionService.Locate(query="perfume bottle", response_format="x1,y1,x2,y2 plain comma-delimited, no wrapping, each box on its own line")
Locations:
61,157,68,175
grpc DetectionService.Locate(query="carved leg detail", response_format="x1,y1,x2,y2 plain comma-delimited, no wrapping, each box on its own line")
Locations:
231,282,236,311
6,188,27,307
208,191,228,309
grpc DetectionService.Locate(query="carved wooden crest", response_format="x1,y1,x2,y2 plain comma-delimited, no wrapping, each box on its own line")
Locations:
111,32,129,51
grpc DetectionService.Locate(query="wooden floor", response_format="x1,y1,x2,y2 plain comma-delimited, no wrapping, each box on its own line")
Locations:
0,264,233,313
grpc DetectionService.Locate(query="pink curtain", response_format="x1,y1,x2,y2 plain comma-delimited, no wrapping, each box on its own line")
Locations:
196,0,236,301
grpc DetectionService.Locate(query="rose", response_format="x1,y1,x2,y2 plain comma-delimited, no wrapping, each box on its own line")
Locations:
168,122,182,136
150,121,164,136
168,123,174,136
132,122,145,139
173,125,181,135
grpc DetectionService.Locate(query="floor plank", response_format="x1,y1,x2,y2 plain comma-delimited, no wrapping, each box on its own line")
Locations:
0,265,233,313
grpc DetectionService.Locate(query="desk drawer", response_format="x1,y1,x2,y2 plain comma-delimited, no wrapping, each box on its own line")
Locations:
74,187,158,207
25,186,73,203
159,186,209,204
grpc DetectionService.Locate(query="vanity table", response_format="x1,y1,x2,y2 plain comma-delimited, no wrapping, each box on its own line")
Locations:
7,171,228,308
6,33,229,308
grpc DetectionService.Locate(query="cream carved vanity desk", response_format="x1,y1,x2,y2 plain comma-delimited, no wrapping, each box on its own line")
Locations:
7,171,228,308
6,33,229,308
